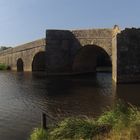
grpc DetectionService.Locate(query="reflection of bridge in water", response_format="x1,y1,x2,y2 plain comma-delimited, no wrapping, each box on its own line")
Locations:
1,25,140,83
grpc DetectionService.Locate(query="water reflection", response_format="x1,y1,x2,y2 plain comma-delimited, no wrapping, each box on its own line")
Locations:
0,71,139,140
44,74,115,119
115,84,140,106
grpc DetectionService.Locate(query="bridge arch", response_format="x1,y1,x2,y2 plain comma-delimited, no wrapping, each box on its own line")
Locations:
72,45,111,73
32,51,46,71
17,58,24,72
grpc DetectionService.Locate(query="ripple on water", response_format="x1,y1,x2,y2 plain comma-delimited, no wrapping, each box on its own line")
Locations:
0,71,139,140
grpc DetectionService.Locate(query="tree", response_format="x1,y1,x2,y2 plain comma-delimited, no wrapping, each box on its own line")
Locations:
0,46,12,51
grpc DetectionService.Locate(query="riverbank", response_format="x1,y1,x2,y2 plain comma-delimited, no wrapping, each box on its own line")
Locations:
29,101,140,140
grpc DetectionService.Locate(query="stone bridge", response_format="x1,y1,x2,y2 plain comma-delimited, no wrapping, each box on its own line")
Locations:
45,26,120,74
1,26,140,83
0,26,119,73
0,39,46,71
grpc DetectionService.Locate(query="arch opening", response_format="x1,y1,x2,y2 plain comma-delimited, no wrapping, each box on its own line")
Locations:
72,45,111,73
32,51,46,71
17,58,24,72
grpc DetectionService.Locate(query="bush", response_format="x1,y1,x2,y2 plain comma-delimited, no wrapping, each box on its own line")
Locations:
50,118,99,139
0,63,8,70
29,101,140,140
29,128,49,140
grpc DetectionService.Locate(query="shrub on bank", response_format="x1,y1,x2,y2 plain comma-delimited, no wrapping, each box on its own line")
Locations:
29,128,49,140
50,118,106,140
0,63,8,70
29,101,140,140
97,101,140,139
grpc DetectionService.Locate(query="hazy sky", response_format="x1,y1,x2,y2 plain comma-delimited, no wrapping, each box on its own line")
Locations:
0,0,140,46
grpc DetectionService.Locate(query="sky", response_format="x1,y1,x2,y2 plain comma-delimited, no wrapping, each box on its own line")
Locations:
0,0,140,46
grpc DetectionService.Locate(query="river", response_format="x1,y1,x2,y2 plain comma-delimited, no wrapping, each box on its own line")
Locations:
0,71,139,140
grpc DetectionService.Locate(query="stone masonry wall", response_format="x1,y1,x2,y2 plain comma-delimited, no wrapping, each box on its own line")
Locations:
72,29,113,58
116,28,140,83
0,27,120,78
46,28,115,74
46,30,81,73
0,39,45,71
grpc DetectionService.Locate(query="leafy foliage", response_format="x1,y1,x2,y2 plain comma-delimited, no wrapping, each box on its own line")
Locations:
0,64,8,70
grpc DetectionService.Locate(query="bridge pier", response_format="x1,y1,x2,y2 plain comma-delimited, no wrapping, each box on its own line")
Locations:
113,28,140,83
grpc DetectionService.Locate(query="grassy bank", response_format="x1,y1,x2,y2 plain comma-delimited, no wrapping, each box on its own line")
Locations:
29,101,140,140
0,63,8,70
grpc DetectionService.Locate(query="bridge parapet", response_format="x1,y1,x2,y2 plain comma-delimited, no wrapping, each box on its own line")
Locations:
0,38,46,71
0,38,45,56
72,28,113,39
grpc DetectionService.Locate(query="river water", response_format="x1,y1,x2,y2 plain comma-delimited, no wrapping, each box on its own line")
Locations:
0,71,140,140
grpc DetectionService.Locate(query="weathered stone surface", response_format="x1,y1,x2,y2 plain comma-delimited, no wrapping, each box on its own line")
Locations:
46,28,115,74
115,28,140,83
0,26,125,83
0,39,45,71
2,26,140,83
72,29,113,58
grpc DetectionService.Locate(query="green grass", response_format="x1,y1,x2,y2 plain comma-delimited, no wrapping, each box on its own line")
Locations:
29,128,49,140
29,101,140,140
50,118,103,140
0,63,8,70
97,101,140,139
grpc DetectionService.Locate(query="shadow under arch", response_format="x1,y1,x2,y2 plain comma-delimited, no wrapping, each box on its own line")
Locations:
17,58,24,72
72,45,111,73
32,51,46,71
